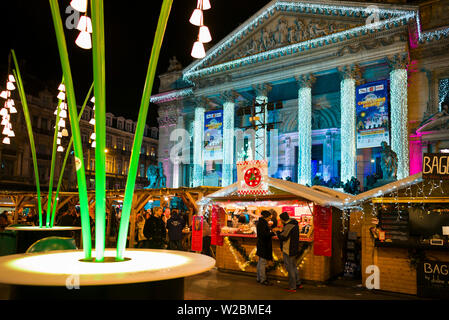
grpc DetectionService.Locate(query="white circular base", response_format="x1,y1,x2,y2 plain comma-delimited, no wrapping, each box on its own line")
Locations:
0,249,215,287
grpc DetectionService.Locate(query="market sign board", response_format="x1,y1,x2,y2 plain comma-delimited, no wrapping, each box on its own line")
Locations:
422,153,449,180
417,260,449,299
236,160,269,195
356,80,390,149
204,110,223,161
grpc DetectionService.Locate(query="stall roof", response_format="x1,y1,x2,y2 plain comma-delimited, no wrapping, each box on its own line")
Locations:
343,172,423,208
200,177,349,208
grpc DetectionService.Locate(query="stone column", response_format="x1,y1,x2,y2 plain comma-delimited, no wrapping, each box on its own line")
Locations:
296,73,316,185
389,53,410,180
171,112,185,189
221,91,237,187
252,83,272,160
338,64,361,183
192,99,206,187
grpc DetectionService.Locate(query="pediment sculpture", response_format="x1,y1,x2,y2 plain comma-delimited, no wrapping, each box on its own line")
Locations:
220,17,352,64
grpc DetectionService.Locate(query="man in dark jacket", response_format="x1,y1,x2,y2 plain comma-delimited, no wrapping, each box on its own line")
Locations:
143,207,167,249
256,210,275,285
276,211,302,292
166,209,186,250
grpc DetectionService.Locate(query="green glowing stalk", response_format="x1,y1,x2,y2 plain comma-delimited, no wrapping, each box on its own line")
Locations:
50,83,94,228
116,0,174,260
91,0,107,261
11,50,43,228
49,0,92,259
47,79,64,227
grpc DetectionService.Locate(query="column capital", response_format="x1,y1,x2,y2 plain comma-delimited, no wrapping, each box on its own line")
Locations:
220,90,239,104
338,64,364,85
387,53,409,71
252,83,272,97
295,73,316,89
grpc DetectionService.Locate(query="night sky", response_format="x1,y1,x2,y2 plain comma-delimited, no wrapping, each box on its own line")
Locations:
3,0,270,127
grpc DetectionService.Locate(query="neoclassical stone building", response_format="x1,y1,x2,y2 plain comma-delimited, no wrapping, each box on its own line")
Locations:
151,0,449,189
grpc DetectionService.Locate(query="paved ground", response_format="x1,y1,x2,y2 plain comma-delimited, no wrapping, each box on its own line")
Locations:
0,267,424,300
184,268,422,300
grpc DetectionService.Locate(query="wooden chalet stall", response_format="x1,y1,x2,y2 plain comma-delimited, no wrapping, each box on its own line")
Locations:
345,169,449,298
200,177,351,282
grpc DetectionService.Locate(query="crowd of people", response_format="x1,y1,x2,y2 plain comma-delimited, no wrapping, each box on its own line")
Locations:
135,206,213,256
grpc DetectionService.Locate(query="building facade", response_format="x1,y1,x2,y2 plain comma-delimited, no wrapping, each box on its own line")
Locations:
152,0,449,190
0,87,158,191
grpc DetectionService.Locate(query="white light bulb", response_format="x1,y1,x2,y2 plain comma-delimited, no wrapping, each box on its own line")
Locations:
75,31,92,50
70,0,87,13
90,132,96,140
58,83,66,92
90,96,95,103
199,25,212,43
58,132,63,138
0,108,7,116
58,118,66,128
61,128,69,137
189,9,203,26
8,129,15,137
57,138,61,145
59,109,67,119
202,0,211,10
9,106,17,114
91,140,96,148
2,136,10,144
191,41,206,59
6,99,14,107
8,75,15,83
57,91,66,100
57,146,64,152
89,118,95,125
2,126,10,135
0,91,9,99
77,15,93,33
6,82,15,91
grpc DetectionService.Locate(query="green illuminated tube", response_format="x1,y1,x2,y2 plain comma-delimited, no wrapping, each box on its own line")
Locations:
91,0,107,261
49,0,92,259
11,50,43,227
116,0,174,260
51,83,94,228
47,81,63,227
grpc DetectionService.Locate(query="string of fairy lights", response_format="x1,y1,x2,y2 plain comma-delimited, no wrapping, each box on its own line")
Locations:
89,96,96,148
70,0,93,50
55,83,69,152
0,74,17,145
189,0,212,59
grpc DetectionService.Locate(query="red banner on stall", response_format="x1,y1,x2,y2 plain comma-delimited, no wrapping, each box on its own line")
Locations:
313,205,332,257
191,216,203,252
211,206,224,246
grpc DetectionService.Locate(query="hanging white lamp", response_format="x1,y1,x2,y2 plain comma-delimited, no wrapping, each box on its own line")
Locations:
191,41,206,59
189,9,203,26
199,25,212,43
70,0,88,13
75,31,92,50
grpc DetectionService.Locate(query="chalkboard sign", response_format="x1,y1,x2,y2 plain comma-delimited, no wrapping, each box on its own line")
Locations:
417,260,449,298
423,153,449,180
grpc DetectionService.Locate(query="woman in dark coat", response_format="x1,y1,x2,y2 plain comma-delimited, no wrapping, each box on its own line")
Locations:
256,210,275,285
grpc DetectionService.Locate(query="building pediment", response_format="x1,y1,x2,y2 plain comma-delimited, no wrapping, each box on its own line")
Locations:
183,0,419,81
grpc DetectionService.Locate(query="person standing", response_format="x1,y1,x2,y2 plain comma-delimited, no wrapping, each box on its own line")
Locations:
136,213,147,248
143,207,167,249
256,210,275,286
166,209,185,250
202,213,212,256
275,212,302,292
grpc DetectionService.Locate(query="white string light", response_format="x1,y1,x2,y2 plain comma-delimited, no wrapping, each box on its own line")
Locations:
1,73,16,144
89,96,96,148
190,0,212,59
71,1,93,50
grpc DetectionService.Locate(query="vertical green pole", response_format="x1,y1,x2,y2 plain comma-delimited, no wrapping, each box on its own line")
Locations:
116,0,173,260
91,0,107,261
47,81,64,227
10,51,43,227
51,83,94,228
49,0,92,259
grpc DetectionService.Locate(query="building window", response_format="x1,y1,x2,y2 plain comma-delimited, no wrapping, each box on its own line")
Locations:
117,160,122,175
106,135,112,148
41,118,48,131
139,163,145,178
118,120,124,130
106,117,112,127
150,147,156,157
125,140,131,152
106,156,114,173
116,138,123,150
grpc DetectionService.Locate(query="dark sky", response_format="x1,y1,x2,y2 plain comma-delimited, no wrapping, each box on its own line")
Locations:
3,1,270,127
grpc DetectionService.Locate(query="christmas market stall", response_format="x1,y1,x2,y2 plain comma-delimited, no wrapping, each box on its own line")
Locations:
345,157,449,298
198,160,353,282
